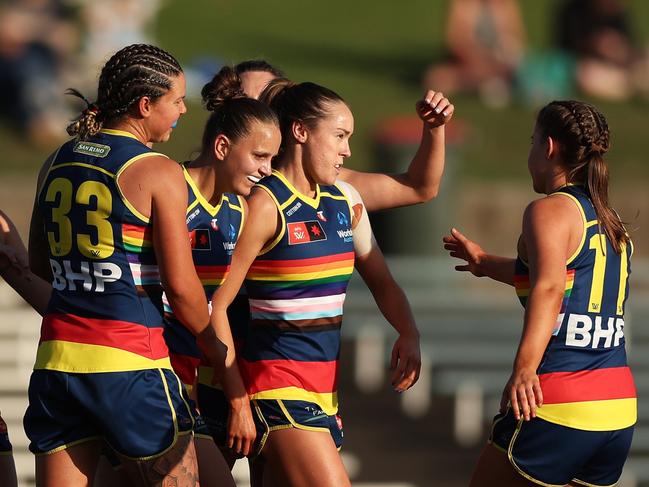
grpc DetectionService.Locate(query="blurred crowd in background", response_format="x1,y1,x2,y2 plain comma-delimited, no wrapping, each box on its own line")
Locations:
423,0,649,107
0,0,162,146
1,0,649,145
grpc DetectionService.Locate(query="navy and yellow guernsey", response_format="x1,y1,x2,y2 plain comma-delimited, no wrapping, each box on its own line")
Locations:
162,166,245,389
36,129,172,373
241,170,355,416
513,185,636,431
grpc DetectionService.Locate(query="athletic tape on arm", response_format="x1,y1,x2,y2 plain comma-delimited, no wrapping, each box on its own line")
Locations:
336,180,376,257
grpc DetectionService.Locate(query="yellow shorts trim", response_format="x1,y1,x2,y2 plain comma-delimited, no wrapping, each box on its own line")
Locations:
277,399,331,435
486,412,508,453
250,387,338,416
114,370,190,462
35,435,103,457
571,478,618,487
251,400,271,456
507,420,565,487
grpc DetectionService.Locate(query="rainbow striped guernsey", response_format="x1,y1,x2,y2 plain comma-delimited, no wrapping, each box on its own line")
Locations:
513,185,636,431
241,171,355,415
163,166,245,388
36,129,172,373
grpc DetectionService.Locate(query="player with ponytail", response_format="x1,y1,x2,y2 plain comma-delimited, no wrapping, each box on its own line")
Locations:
445,101,635,486
160,65,280,482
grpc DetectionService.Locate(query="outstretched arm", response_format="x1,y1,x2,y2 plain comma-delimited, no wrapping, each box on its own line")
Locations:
443,227,516,286
210,189,278,456
339,90,454,211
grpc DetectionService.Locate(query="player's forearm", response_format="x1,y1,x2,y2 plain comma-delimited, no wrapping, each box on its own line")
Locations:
0,267,51,315
210,306,249,404
514,284,564,371
366,273,419,338
479,255,516,286
400,125,446,202
165,284,210,335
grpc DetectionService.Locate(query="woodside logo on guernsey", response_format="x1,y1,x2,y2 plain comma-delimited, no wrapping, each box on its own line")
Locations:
73,141,111,158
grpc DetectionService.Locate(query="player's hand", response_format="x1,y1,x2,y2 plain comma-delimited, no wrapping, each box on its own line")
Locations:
390,331,421,392
0,243,30,276
226,398,256,457
443,228,486,277
500,367,543,421
416,90,454,128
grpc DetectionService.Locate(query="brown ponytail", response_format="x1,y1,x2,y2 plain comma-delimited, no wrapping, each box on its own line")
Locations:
537,100,629,253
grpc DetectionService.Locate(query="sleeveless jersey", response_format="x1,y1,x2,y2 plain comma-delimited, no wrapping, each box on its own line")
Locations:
36,129,172,373
513,185,636,431
240,171,355,415
162,166,245,388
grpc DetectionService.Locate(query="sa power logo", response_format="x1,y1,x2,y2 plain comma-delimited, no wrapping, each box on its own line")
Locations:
287,221,327,245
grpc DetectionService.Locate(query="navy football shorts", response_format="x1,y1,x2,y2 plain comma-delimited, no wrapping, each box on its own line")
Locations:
490,408,633,486
24,368,194,459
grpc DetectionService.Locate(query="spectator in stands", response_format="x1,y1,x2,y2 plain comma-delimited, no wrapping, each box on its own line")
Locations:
0,0,77,145
78,0,162,89
422,0,526,107
556,0,649,100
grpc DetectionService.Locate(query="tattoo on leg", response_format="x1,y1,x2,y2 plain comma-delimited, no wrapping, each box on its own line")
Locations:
130,435,200,486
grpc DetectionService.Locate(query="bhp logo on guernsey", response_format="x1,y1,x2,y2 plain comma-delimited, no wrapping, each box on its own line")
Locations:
288,221,327,245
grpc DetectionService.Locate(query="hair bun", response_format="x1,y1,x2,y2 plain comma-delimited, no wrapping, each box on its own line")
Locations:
201,66,246,112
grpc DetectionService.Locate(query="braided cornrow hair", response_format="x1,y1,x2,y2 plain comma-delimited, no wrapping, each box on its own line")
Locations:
537,100,628,253
66,44,183,140
199,66,278,154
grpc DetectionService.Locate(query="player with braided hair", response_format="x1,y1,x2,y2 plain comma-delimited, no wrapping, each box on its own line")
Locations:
25,44,228,486
445,100,635,486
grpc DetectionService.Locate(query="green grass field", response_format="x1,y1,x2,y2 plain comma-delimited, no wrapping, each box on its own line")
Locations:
3,0,649,183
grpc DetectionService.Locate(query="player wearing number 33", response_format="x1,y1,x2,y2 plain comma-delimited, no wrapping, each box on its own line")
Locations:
444,100,636,487
23,45,227,486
